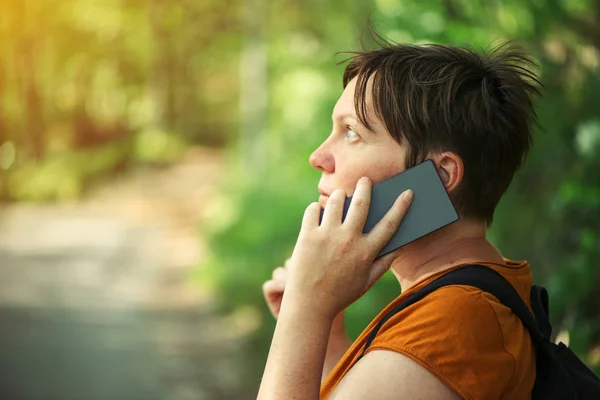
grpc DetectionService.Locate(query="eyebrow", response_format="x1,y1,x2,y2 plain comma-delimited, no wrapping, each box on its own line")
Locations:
333,112,376,135
334,112,357,120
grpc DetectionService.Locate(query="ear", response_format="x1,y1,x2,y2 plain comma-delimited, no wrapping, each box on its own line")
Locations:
429,152,463,194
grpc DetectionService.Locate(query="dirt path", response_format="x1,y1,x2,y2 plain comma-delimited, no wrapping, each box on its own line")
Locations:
0,147,255,400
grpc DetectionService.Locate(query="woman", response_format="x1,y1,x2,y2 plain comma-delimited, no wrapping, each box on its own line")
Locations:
259,40,542,399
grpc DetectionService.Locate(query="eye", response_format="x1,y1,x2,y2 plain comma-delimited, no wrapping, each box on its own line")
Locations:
345,127,359,141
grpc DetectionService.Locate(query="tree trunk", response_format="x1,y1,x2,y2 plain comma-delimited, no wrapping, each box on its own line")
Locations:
0,60,7,201
239,0,268,176
16,1,45,160
148,0,176,132
0,61,6,147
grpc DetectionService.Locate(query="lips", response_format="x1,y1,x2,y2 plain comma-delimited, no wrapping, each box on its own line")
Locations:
318,187,332,197
318,187,330,206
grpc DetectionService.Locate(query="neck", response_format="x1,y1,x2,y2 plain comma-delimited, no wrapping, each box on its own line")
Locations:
390,217,505,292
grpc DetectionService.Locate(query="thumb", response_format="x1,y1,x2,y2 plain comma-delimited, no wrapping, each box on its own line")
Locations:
367,249,400,286
264,279,286,297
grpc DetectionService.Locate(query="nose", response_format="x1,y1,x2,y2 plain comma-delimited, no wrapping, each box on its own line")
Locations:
309,141,334,173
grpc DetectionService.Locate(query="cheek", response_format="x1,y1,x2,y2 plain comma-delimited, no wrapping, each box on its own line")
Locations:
370,159,405,185
340,171,366,195
333,157,368,195
334,142,406,195
370,146,407,184
339,159,404,195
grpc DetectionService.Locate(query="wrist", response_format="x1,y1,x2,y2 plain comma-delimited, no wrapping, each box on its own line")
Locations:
280,287,335,327
330,310,347,336
283,280,342,321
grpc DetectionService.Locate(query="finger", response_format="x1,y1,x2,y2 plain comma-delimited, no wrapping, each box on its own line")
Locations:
321,189,347,228
301,202,322,231
367,250,399,287
262,280,284,316
344,177,372,232
272,267,287,282
263,279,285,296
367,189,413,251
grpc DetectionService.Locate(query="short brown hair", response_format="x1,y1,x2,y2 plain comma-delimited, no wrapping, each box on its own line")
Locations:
342,40,543,227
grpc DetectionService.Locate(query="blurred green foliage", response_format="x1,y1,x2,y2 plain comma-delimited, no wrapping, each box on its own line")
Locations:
0,0,236,201
198,0,600,389
1,0,598,391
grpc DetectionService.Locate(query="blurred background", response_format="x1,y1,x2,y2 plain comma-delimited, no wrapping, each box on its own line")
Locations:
0,0,599,399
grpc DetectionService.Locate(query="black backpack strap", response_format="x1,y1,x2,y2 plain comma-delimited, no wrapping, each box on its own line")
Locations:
359,264,544,359
358,264,585,399
531,285,552,341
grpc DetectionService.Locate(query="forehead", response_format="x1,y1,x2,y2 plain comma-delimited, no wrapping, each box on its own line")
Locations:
332,76,382,129
333,77,359,117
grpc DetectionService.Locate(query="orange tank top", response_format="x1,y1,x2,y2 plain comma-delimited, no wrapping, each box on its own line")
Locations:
320,260,536,400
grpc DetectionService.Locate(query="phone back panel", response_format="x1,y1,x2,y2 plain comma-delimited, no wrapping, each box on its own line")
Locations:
320,160,459,258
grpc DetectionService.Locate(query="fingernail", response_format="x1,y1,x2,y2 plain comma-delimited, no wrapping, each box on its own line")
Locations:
402,189,413,202
361,177,371,185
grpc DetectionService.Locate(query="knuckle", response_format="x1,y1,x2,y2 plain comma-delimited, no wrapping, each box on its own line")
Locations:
338,236,355,253
315,233,329,246
328,196,343,207
386,218,398,233
304,202,319,214
262,280,272,294
272,267,285,279
339,241,351,253
328,190,346,204
353,197,366,208
358,249,371,262
310,202,321,210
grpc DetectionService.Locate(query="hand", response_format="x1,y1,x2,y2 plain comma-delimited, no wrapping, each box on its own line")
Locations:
284,177,413,321
263,260,348,332
262,259,292,319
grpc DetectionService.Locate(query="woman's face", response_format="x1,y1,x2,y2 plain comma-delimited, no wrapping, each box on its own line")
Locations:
310,77,407,207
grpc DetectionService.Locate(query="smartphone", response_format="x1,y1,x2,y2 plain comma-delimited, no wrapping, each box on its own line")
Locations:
318,159,459,258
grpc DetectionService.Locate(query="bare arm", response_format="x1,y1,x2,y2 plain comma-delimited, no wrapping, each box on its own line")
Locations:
258,299,461,400
321,311,352,383
258,181,415,398
257,293,330,400
263,263,352,384
328,350,462,400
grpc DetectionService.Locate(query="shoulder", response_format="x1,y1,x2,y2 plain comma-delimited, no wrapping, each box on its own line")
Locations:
328,349,461,400
374,285,508,349
367,285,517,399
